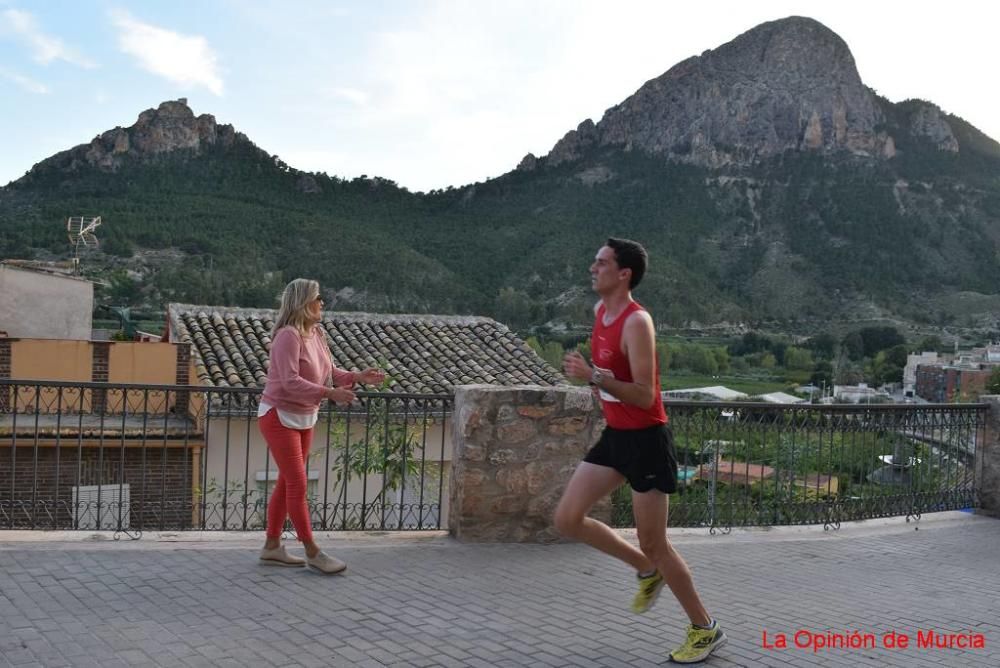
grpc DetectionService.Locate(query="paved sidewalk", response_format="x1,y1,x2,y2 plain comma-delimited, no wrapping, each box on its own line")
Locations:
2,512,998,667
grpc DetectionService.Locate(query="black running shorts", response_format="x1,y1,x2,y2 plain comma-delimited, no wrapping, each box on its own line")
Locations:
583,423,678,493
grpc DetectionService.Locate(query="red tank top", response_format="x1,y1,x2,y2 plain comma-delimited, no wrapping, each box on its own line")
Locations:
591,301,667,429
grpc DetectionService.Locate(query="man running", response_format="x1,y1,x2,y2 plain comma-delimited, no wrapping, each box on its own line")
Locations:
555,237,726,664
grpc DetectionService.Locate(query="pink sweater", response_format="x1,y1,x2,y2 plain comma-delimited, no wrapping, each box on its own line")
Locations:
260,325,355,414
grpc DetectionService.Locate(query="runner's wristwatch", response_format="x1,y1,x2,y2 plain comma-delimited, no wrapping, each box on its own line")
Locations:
590,368,606,387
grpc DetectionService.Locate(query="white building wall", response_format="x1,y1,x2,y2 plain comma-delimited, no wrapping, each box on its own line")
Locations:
0,264,93,340
903,352,939,391
201,414,452,530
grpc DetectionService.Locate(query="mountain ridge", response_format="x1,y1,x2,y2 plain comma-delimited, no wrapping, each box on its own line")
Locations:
532,17,965,171
2,16,999,339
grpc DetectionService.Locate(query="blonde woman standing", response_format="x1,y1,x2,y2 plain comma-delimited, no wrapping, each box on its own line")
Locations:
257,278,385,573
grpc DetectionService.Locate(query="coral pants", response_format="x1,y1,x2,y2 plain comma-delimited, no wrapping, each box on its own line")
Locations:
258,409,314,542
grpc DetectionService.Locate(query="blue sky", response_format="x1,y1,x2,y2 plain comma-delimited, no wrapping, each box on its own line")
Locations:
1,1,998,192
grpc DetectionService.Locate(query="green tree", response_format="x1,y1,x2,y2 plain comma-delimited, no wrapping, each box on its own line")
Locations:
106,269,142,304
656,340,672,372
693,347,719,375
542,340,565,369
668,342,689,371
884,344,909,368
836,364,865,385
810,360,833,388
987,367,1000,395
525,336,543,357
915,335,945,353
323,384,421,529
102,235,133,258
755,352,777,370
494,287,535,328
842,332,865,361
711,347,730,373
783,346,814,371
728,332,772,356
868,343,908,386
805,333,837,359
770,341,788,366
671,342,720,375
858,326,905,357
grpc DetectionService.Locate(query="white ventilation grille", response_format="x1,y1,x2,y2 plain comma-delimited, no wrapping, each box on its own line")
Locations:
73,484,130,530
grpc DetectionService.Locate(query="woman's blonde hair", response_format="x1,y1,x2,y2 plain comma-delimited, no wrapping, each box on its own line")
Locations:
273,278,321,336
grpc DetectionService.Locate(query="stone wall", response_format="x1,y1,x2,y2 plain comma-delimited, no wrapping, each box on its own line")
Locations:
449,384,607,542
977,396,1000,518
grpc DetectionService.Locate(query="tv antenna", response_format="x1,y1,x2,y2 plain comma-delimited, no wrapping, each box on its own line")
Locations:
66,216,101,270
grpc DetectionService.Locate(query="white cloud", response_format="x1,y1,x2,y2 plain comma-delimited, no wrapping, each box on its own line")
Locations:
0,66,49,94
110,9,224,95
308,0,1000,192
1,8,96,68
320,1,684,190
330,87,369,106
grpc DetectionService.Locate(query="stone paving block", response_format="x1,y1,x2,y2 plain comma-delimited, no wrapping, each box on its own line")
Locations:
2,516,1000,667
2,649,35,666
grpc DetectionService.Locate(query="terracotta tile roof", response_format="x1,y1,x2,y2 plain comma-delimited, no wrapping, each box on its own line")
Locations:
167,304,565,394
697,460,776,486
0,414,198,439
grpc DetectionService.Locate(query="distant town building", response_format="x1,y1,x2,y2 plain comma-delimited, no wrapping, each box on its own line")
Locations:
903,351,939,397
663,386,748,401
915,365,992,402
0,260,94,340
757,391,806,405
833,383,889,404
913,343,1000,402
663,386,805,404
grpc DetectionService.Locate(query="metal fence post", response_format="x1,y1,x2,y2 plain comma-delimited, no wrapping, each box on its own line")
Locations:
976,396,1000,517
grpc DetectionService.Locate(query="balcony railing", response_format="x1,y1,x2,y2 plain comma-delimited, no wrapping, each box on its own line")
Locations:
1,380,987,536
1,379,452,536
613,400,987,531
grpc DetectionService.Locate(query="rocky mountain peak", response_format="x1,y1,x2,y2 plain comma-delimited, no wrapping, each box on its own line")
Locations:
908,102,959,152
32,98,246,174
547,16,896,168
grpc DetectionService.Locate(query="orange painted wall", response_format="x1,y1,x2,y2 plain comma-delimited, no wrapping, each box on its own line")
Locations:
10,340,91,381
9,340,93,411
7,339,184,414
107,343,177,385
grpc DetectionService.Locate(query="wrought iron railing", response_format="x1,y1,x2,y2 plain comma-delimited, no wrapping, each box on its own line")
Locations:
2,381,987,536
610,401,986,532
0,380,451,537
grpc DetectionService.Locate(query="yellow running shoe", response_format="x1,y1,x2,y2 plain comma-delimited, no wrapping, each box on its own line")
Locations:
669,623,728,663
630,570,665,614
